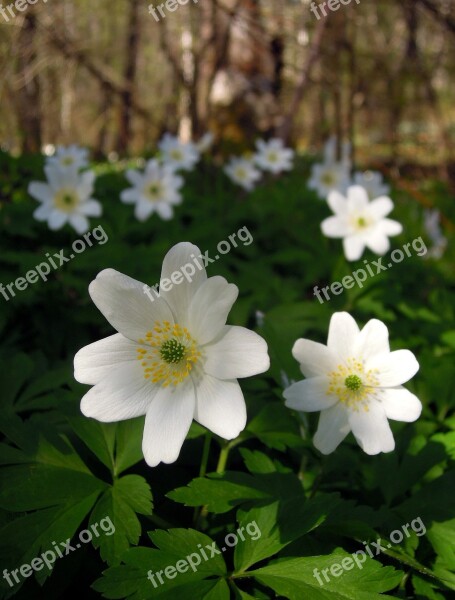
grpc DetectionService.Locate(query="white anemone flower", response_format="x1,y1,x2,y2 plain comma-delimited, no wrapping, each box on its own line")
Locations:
308,162,351,199
284,312,421,455
46,145,89,170
29,165,101,234
224,157,261,191
353,171,391,200
74,242,270,467
254,138,294,174
158,133,200,171
121,159,184,222
321,185,403,261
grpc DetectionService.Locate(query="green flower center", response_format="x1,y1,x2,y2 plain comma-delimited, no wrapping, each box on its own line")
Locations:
170,150,183,160
268,152,278,162
61,157,74,166
160,339,186,364
345,374,363,391
322,173,334,185
54,189,79,212
357,217,367,227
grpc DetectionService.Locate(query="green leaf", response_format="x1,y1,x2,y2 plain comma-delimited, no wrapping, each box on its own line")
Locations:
249,553,403,599
93,529,227,599
89,474,153,566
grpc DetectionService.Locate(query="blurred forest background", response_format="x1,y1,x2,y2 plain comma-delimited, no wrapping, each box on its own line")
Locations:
0,0,454,181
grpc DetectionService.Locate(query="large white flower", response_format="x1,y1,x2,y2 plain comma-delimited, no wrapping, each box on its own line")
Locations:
284,312,421,455
29,165,101,234
121,159,184,222
74,243,270,467
353,170,390,200
46,145,89,170
321,185,403,261
224,157,261,191
254,138,294,174
158,134,200,171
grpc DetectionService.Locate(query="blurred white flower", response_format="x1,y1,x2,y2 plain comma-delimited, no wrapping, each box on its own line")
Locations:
254,138,294,174
321,185,402,261
224,157,261,191
121,159,184,222
196,132,214,153
308,136,351,199
158,133,200,171
74,242,270,467
29,165,101,234
353,170,390,200
46,145,89,170
424,209,448,259
308,162,351,199
284,312,421,455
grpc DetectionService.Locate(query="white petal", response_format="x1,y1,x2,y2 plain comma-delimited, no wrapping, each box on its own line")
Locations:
74,333,138,385
378,218,403,236
366,349,419,387
188,276,238,344
80,361,155,422
142,382,195,467
327,191,347,215
380,387,422,422
80,199,102,217
121,188,139,204
193,375,246,440
159,242,207,323
348,401,395,454
125,169,143,187
364,231,391,255
313,404,350,454
68,214,89,234
29,182,52,203
204,326,269,380
343,235,365,261
327,312,360,359
155,203,174,221
48,210,68,230
33,203,52,221
135,201,154,222
347,185,369,211
367,197,393,220
89,268,174,341
321,216,350,238
284,377,337,412
354,319,390,362
291,338,338,378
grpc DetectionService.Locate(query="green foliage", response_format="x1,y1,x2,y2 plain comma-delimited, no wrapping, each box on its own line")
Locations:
0,153,454,598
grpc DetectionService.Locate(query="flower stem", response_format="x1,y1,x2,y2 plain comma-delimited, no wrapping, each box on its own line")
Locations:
199,431,212,478
216,442,231,474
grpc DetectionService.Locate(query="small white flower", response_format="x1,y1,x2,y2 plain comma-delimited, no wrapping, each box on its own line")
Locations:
254,138,294,174
308,162,351,199
196,132,214,153
424,209,447,259
121,159,184,222
158,133,200,171
321,185,403,261
353,171,391,200
284,312,421,455
224,157,261,191
29,165,101,234
46,145,89,170
74,242,270,467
